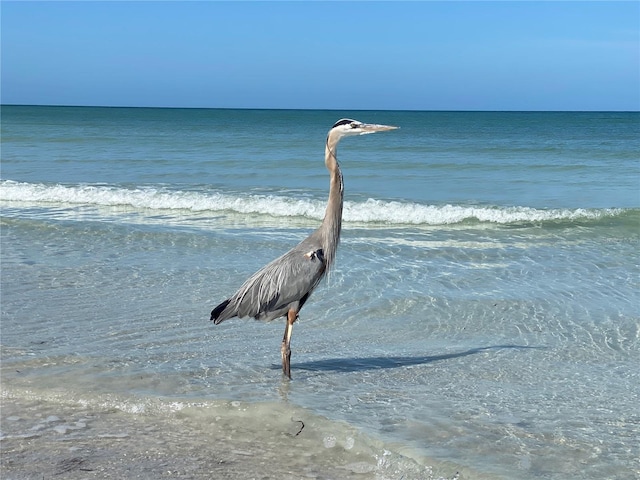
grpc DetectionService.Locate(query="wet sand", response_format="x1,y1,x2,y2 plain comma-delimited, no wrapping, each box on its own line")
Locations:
0,394,463,480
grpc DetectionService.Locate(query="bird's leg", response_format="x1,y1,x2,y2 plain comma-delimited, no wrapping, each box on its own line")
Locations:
281,309,298,379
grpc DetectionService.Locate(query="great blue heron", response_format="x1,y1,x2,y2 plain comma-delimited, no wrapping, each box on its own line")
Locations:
211,118,398,378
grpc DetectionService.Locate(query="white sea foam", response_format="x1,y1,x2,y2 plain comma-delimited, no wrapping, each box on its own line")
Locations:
0,180,622,226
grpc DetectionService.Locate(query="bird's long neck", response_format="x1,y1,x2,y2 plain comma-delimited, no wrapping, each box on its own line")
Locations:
321,131,344,270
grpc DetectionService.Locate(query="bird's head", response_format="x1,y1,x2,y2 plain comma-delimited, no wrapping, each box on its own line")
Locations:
330,118,399,139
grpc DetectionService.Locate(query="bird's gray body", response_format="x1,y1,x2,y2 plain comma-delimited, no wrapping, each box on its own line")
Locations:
212,231,327,323
210,118,397,377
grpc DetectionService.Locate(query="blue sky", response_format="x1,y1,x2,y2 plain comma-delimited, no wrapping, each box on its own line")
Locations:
2,1,638,111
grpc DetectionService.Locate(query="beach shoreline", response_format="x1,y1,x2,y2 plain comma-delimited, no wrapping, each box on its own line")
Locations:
0,395,369,479
0,388,469,480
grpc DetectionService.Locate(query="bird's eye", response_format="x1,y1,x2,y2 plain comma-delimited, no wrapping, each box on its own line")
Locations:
350,123,358,129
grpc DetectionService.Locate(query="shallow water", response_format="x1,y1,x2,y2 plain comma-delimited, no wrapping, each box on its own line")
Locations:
1,106,639,479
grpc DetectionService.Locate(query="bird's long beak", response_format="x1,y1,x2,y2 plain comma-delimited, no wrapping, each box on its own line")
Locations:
359,123,399,135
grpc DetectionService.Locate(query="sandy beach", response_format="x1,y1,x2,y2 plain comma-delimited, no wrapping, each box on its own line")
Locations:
1,391,467,480
1,396,373,480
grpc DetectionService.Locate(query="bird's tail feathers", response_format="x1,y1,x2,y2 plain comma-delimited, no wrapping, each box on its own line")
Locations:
210,299,233,324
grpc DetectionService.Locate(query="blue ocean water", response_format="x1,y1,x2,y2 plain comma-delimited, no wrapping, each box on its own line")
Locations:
1,106,639,479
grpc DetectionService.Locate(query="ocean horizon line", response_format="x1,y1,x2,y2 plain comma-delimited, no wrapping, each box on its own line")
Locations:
2,103,638,114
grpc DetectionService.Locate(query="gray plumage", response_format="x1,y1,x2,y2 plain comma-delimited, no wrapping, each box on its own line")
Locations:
210,118,398,378
211,235,327,323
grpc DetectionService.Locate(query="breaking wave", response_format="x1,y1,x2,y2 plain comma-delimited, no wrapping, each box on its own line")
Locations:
0,180,628,226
